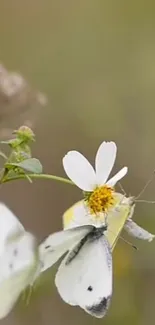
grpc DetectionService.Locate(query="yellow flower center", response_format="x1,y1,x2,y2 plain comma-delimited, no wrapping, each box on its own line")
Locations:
86,185,114,215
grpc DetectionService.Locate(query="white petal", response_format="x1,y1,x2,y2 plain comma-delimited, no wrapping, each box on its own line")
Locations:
106,167,128,187
63,151,96,191
95,141,117,185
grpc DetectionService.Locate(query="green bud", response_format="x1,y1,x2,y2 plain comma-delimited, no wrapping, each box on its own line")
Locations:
13,125,35,142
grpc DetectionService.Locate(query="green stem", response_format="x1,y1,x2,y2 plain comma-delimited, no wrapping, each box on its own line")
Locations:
2,173,74,185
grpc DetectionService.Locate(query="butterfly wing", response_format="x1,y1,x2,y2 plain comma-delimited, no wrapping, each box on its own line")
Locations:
0,203,24,254
55,233,112,318
105,200,135,250
124,219,155,241
39,225,93,272
0,232,39,319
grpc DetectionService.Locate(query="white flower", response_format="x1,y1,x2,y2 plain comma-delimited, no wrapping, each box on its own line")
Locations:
63,141,128,227
63,141,127,190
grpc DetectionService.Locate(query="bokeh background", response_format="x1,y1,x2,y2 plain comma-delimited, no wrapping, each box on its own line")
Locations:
0,1,155,324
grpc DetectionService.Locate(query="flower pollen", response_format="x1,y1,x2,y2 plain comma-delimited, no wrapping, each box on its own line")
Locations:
87,185,114,215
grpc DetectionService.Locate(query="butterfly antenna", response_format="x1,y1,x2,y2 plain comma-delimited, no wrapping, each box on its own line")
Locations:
119,235,138,250
135,170,155,200
135,199,155,204
118,182,127,196
108,228,138,250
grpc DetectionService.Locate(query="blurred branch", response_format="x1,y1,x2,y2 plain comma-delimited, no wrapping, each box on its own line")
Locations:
0,63,48,139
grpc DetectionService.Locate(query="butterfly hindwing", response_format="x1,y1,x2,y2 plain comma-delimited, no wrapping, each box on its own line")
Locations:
55,229,112,318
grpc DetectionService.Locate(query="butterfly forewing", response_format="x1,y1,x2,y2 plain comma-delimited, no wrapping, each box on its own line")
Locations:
39,225,93,272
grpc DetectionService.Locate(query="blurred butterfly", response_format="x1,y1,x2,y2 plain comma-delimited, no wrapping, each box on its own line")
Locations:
0,203,40,319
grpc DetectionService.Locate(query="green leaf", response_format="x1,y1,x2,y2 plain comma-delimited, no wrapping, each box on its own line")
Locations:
1,138,23,147
6,158,43,174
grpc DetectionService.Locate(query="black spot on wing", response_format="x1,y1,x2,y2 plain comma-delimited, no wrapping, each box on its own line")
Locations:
45,245,51,249
87,286,93,291
9,263,13,270
8,248,19,271
13,249,18,256
86,296,111,318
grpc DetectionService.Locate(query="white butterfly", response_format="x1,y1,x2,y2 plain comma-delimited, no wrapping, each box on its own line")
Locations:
0,203,40,319
39,224,112,318
39,194,155,318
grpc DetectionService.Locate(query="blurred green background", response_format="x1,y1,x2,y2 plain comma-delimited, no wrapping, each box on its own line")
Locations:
0,1,155,324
